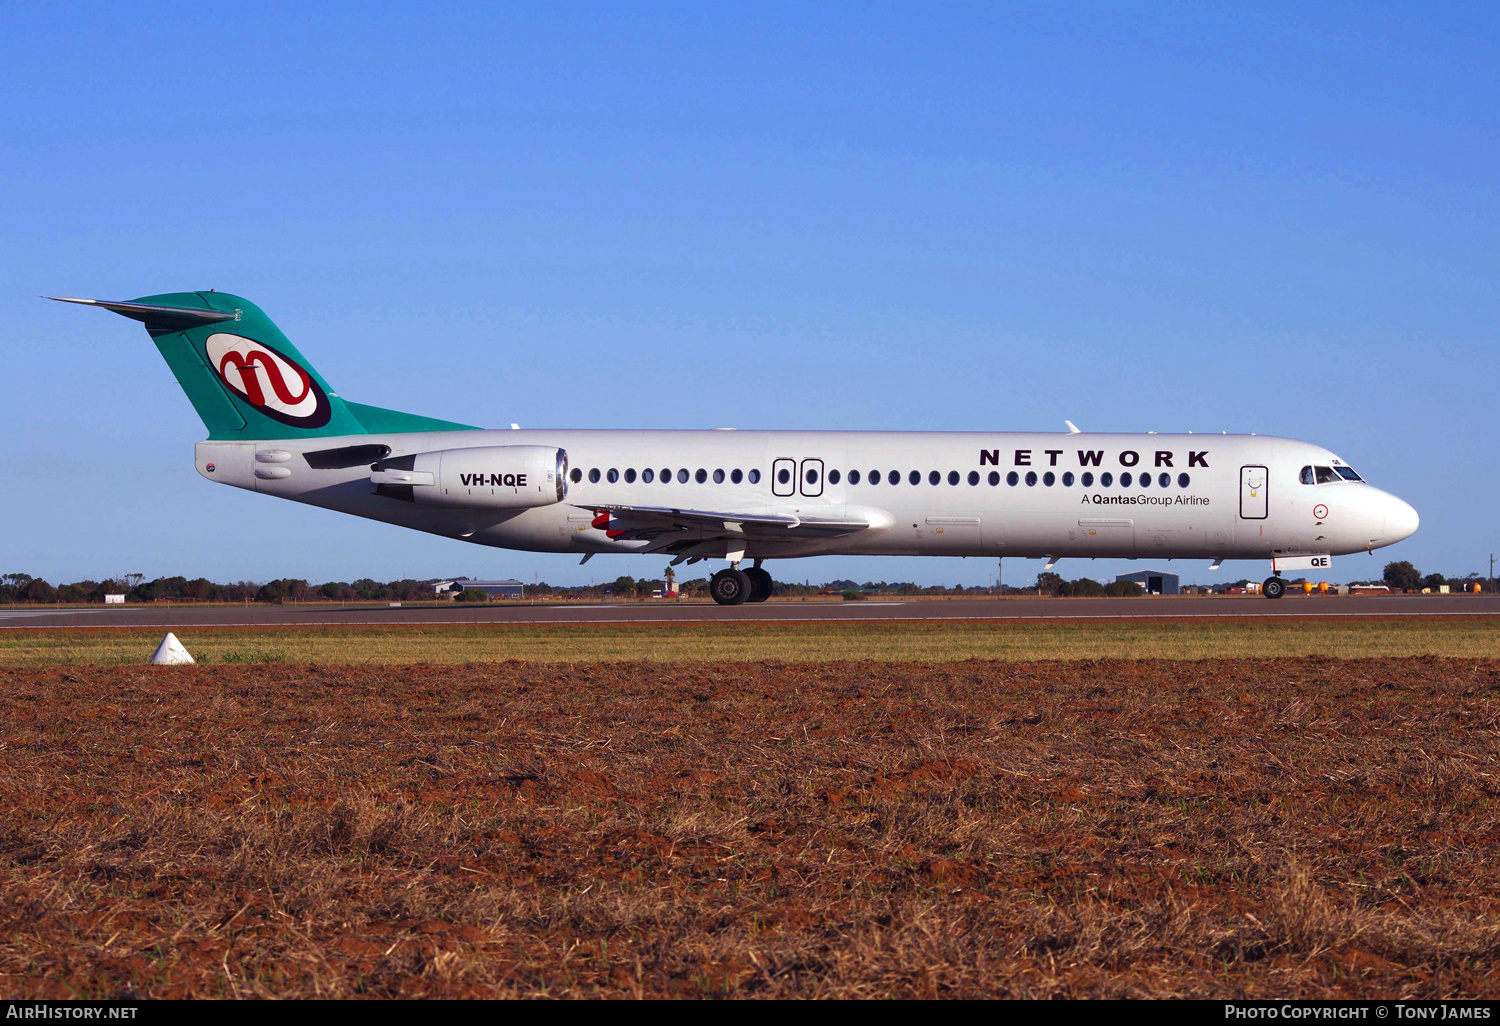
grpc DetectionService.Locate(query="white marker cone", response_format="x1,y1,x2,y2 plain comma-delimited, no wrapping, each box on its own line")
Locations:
149,632,195,665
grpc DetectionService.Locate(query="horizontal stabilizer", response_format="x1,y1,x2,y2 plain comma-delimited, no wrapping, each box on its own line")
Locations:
47,296,238,332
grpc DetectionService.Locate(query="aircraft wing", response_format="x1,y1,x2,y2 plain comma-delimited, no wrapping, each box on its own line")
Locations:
578,504,873,540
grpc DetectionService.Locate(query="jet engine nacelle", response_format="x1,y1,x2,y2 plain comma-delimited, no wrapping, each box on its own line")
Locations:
371,445,567,509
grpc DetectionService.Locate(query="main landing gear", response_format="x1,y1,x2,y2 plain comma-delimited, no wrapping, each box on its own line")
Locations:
709,568,750,605
1262,575,1286,600
710,561,774,606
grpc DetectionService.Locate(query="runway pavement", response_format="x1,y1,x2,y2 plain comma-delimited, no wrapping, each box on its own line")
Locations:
1,594,1496,629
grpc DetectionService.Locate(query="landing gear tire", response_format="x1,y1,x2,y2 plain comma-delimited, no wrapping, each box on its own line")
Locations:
1263,576,1286,600
710,568,752,606
744,567,773,603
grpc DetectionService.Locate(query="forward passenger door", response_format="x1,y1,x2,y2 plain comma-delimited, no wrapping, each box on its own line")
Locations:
1240,466,1268,520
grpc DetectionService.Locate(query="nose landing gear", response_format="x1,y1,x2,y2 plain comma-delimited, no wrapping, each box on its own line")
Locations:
1262,575,1286,600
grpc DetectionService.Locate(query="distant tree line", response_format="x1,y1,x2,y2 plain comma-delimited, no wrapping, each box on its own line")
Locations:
585,575,1146,599
1375,561,1487,593
0,573,446,605
1,570,1134,604
1034,573,1143,597
2,561,1482,605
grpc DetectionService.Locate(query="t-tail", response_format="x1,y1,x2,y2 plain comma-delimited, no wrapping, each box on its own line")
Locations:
49,292,474,439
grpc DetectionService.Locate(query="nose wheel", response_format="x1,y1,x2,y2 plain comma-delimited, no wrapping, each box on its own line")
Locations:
1262,576,1286,600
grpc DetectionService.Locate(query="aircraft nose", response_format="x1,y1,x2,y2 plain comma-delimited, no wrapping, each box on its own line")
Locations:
1384,495,1419,543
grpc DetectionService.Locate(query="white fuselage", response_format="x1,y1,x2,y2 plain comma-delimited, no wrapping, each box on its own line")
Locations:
194,429,1419,566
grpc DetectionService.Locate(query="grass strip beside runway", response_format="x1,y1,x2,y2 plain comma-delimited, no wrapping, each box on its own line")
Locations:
0,615,1496,665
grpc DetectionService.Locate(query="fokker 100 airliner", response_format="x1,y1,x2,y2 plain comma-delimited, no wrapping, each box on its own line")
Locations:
53,292,1419,604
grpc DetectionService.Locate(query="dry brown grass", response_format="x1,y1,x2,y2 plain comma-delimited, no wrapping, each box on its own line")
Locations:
2,657,1499,998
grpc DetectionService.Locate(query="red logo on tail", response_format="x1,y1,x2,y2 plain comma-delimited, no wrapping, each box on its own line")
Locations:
204,333,330,428
217,350,312,408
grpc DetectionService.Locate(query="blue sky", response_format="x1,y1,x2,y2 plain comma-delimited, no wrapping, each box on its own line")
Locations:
3,2,1496,587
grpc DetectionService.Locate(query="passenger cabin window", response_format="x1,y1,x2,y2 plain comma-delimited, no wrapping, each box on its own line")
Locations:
695,469,707,484
730,469,742,484
1043,471,1055,486
1120,472,1133,486
660,468,671,482
642,468,655,483
677,469,689,483
1025,471,1037,487
624,468,636,483
1062,472,1074,486
848,470,860,485
909,470,921,485
888,470,900,485
1315,466,1337,484
927,470,939,485
748,469,761,484
1101,472,1113,487
570,468,582,483
776,467,791,485
1178,473,1190,487
829,469,841,484
988,471,1000,486
712,468,724,484
1006,471,1019,486
968,471,980,486
588,468,600,484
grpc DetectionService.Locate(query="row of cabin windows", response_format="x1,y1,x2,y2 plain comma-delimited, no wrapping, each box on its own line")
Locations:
1300,465,1363,485
571,466,1192,489
1004,469,1191,489
573,467,763,485
842,469,1190,488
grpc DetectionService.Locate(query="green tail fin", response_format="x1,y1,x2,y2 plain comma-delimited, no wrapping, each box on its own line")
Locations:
52,292,475,439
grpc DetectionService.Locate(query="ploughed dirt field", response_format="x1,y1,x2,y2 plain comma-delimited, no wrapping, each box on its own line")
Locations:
2,657,1499,998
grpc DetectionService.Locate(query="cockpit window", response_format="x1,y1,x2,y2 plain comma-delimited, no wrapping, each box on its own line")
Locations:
1315,466,1338,484
1300,466,1315,485
1335,466,1363,481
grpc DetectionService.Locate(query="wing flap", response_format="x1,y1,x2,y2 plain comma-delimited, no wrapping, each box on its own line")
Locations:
577,504,872,539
